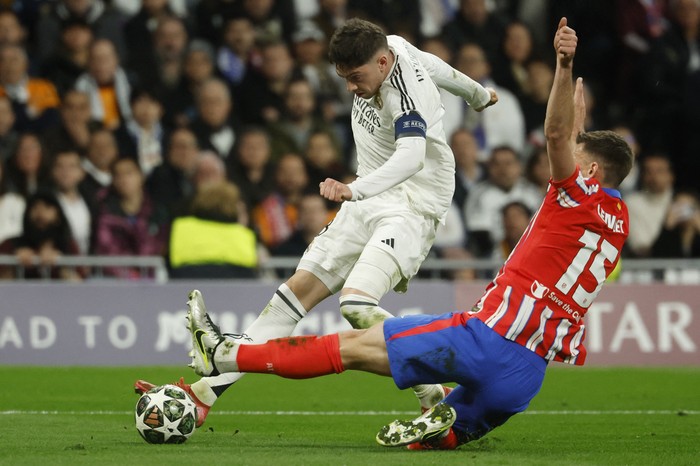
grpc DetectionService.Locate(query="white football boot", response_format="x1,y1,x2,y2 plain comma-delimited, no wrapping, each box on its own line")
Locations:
376,402,457,447
186,290,224,377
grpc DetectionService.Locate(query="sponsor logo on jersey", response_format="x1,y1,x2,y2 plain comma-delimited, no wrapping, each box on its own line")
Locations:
352,96,381,134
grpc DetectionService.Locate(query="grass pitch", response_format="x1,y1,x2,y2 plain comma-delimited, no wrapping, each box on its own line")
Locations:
1,366,698,465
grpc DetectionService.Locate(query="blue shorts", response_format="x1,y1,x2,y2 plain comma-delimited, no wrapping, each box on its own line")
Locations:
384,312,547,441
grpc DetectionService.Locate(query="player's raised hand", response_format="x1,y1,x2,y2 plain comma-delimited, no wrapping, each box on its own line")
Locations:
319,178,352,202
571,77,586,140
554,17,577,68
474,87,498,112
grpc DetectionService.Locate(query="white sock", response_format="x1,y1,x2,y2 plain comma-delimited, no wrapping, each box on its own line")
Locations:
412,384,448,411
191,283,308,405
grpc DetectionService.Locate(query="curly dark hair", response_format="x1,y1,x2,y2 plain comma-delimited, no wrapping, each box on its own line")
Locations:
328,18,388,71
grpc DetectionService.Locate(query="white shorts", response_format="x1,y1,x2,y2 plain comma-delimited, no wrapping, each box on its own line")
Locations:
298,191,439,294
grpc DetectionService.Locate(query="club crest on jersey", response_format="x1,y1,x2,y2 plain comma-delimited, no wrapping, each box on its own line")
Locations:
597,204,625,233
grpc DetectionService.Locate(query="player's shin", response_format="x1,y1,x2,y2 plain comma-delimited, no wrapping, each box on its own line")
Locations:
216,334,345,378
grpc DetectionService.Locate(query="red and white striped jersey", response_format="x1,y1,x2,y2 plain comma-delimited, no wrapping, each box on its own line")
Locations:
471,168,629,365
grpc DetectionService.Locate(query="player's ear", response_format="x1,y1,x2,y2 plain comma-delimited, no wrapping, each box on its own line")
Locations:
588,161,599,178
377,53,388,70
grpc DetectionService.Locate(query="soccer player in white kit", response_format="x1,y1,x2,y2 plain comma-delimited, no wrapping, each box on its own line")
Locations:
135,18,498,425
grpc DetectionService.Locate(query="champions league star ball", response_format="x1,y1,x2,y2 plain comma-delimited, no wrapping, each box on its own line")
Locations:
135,384,198,444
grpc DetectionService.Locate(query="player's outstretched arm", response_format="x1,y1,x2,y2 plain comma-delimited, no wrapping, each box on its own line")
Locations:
404,40,497,111
544,17,578,182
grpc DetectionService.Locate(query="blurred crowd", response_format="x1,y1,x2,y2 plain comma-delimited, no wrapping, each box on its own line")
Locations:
0,0,698,281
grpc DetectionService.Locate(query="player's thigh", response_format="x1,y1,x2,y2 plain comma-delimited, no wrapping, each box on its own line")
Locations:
297,202,370,293
344,209,438,294
382,312,471,388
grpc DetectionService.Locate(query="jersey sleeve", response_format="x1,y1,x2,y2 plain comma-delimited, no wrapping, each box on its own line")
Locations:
549,166,601,209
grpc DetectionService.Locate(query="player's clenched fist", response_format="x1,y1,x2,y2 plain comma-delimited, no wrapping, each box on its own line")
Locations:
554,17,577,67
319,178,352,202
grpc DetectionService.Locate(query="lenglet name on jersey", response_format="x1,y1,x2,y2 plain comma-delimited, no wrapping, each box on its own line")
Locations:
597,204,625,234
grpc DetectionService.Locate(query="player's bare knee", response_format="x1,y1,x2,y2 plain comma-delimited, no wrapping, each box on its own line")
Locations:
339,294,393,329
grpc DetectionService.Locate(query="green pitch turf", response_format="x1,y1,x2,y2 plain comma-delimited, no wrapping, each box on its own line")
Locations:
0,366,698,466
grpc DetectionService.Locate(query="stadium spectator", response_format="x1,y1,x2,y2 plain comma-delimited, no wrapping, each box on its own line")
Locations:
524,146,551,196
0,44,60,132
292,20,352,133
146,127,198,218
651,190,700,258
235,41,301,126
637,0,700,158
441,0,507,63
190,78,239,160
75,39,134,130
303,130,347,187
492,21,538,101
252,152,309,249
114,88,166,177
464,146,541,257
192,0,240,46
614,0,668,110
169,181,257,279
0,161,25,244
271,192,331,257
267,78,339,158
34,0,127,63
113,0,188,17
3,132,51,199
0,190,82,280
450,128,485,222
79,127,119,201
227,126,276,211
449,42,526,161
124,0,183,81
625,153,675,257
41,90,99,155
51,149,93,255
519,59,554,139
216,15,257,87
312,0,353,41
135,16,188,95
612,123,642,195
157,38,218,129
192,150,227,192
0,10,26,47
0,95,18,163
419,36,462,140
40,18,94,97
192,150,250,228
240,0,297,45
431,202,476,281
493,200,532,262
94,157,169,278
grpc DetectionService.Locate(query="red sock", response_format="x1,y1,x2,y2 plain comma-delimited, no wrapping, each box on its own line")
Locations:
236,334,345,379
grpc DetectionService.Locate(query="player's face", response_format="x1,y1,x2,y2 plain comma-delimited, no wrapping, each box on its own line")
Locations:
336,51,390,99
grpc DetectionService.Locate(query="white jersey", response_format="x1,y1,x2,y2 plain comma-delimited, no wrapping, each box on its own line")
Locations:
350,35,456,222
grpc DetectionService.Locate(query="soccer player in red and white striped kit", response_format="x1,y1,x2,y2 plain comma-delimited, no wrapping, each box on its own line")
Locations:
185,18,634,450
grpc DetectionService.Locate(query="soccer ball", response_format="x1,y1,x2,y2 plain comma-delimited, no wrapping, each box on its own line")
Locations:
135,384,198,444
